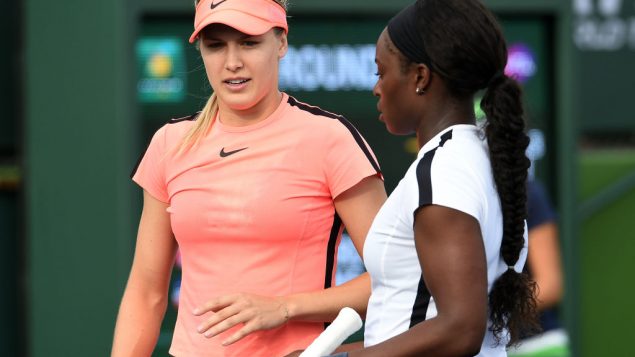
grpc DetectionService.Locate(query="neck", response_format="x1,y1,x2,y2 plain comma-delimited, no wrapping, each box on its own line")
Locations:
416,96,475,147
218,90,283,127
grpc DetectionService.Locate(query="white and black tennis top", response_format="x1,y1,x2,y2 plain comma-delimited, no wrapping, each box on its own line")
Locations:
363,124,528,356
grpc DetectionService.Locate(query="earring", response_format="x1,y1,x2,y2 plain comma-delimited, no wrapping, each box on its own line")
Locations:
415,87,425,95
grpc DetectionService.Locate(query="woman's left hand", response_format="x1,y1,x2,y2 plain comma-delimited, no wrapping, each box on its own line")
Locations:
193,293,289,345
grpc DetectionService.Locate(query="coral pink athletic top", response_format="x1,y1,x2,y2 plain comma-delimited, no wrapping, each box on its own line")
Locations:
132,93,381,356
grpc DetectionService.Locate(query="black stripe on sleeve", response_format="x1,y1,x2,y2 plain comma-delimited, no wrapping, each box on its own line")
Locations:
415,129,454,209
409,149,436,327
287,96,381,174
416,149,437,207
130,113,200,178
323,212,342,330
409,129,454,326
409,275,432,327
439,130,453,147
324,212,343,290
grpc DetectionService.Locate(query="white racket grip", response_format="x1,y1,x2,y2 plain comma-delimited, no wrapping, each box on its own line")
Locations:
299,307,363,357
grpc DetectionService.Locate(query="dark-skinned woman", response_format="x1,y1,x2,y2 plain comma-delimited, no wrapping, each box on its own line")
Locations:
331,0,540,356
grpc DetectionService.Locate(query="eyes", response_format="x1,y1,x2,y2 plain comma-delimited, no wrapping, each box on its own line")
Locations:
374,62,385,79
201,39,260,50
374,67,385,79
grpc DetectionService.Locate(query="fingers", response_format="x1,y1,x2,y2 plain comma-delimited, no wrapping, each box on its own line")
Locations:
193,294,238,315
193,293,290,345
198,308,245,338
195,294,255,338
221,320,260,345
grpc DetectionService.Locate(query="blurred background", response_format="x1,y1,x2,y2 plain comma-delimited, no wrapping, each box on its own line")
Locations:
1,0,634,356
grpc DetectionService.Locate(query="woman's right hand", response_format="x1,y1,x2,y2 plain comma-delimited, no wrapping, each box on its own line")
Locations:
193,293,290,345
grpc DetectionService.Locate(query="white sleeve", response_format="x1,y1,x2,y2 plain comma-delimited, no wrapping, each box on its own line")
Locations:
416,146,485,222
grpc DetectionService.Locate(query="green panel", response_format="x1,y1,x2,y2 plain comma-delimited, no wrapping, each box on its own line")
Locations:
579,151,635,357
573,0,635,133
500,18,551,125
138,17,211,144
25,0,137,356
577,51,635,132
499,16,556,190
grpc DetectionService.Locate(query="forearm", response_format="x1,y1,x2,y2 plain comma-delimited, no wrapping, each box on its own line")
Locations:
335,341,364,352
348,316,483,357
535,279,563,311
286,273,370,322
528,223,563,311
112,287,169,357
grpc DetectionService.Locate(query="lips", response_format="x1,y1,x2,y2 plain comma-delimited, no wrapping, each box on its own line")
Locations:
223,77,251,91
224,78,250,85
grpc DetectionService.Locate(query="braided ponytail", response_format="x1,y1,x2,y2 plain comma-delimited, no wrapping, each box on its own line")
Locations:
412,0,540,346
481,75,540,345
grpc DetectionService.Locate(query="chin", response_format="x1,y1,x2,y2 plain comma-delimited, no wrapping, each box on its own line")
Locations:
223,96,260,111
385,126,399,135
386,126,412,136
231,102,259,111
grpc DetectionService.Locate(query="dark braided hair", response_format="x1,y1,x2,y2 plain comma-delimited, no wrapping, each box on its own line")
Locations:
413,0,540,345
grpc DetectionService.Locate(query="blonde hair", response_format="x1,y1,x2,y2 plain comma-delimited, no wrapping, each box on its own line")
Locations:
180,0,288,152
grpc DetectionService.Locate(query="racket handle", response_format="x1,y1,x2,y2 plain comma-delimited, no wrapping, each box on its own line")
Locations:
299,307,363,357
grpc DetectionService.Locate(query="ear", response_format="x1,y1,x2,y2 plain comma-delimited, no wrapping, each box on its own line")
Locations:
414,63,431,91
278,32,288,59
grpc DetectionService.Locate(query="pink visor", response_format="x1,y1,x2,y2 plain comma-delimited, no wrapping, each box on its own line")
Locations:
189,0,288,43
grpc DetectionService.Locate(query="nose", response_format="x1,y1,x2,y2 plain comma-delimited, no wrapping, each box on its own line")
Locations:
225,44,243,72
372,80,380,97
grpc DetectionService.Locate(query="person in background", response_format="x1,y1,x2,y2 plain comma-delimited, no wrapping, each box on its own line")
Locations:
508,179,569,357
111,0,386,356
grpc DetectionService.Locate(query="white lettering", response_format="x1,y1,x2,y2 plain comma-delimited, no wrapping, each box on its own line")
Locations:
574,0,594,16
299,45,320,91
572,0,635,51
573,0,623,16
280,44,376,92
598,0,622,17
335,45,358,90
574,18,628,50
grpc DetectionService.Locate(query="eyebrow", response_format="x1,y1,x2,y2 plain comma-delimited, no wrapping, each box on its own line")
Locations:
203,33,258,41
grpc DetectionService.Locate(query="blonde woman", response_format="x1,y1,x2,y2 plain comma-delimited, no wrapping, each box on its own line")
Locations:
111,0,386,356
